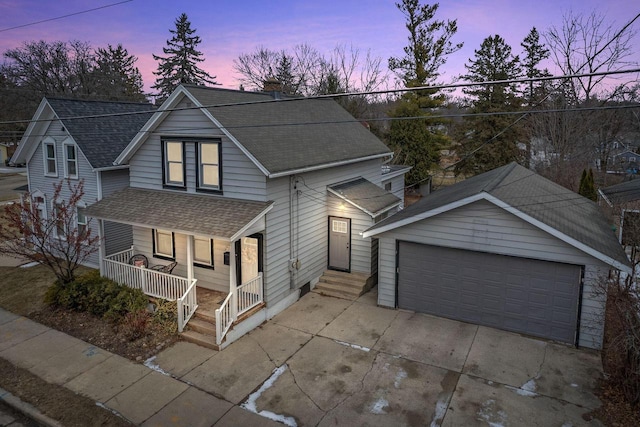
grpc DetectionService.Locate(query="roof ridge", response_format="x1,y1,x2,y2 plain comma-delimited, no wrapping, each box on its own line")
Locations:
46,97,153,106
482,162,519,192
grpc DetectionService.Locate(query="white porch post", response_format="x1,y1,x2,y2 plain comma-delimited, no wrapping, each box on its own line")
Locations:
97,219,105,275
229,240,238,319
186,234,194,283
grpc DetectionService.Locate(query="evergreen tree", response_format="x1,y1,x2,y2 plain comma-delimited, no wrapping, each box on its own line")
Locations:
578,168,597,201
92,44,146,101
520,27,551,105
455,35,524,176
386,0,462,186
152,13,216,100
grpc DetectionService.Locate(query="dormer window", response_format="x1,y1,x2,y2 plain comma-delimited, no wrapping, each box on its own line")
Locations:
163,140,185,188
197,140,222,192
43,139,57,177
64,142,78,179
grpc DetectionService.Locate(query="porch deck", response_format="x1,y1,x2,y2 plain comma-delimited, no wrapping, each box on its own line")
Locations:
196,288,228,312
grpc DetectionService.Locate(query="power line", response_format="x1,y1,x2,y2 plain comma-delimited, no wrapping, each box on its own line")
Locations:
0,1,134,33
1,68,639,126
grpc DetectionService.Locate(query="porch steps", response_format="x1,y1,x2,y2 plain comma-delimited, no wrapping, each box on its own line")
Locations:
180,310,220,351
313,270,371,300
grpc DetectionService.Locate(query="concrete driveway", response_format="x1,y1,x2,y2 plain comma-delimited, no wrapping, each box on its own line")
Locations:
154,289,603,426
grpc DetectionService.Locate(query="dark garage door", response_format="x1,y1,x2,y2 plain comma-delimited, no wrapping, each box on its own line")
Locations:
397,242,582,344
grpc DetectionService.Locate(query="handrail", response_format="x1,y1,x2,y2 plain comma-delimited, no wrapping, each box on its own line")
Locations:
215,293,233,346
237,273,263,316
177,279,198,332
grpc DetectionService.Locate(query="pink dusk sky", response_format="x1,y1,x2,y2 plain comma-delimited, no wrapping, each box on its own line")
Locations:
0,0,638,94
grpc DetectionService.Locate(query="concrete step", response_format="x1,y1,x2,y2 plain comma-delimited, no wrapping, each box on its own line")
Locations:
195,309,216,323
312,287,361,301
323,269,369,281
188,318,217,335
318,275,367,289
180,330,220,351
314,281,363,297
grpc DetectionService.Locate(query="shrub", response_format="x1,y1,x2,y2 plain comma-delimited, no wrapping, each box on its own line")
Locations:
154,299,178,334
120,309,152,341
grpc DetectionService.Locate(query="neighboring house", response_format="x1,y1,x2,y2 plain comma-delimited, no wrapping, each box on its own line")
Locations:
363,162,631,350
85,84,402,348
610,149,640,174
599,178,640,245
11,98,155,267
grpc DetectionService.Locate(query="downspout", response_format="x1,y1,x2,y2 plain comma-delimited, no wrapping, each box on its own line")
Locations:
289,175,295,288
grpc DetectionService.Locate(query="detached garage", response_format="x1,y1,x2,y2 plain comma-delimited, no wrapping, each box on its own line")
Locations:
364,163,631,349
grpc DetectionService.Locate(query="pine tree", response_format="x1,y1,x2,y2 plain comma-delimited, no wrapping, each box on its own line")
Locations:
455,35,524,176
152,13,216,100
578,168,597,201
386,0,462,186
520,27,551,105
92,44,146,101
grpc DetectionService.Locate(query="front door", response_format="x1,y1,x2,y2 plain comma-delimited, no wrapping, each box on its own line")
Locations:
328,216,350,271
235,234,263,285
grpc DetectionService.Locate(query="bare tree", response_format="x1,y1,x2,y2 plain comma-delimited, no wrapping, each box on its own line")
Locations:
0,180,100,284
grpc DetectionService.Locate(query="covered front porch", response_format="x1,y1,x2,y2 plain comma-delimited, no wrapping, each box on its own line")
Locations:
85,187,274,346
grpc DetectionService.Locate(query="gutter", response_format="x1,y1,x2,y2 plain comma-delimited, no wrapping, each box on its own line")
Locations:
268,152,392,179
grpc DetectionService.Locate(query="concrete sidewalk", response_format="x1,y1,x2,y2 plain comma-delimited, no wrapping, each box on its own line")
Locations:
0,307,281,426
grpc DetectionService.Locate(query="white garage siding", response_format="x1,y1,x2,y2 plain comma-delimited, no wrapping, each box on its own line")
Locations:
376,199,610,349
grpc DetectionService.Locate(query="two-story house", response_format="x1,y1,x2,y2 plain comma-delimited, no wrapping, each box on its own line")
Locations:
11,98,155,267
85,84,405,348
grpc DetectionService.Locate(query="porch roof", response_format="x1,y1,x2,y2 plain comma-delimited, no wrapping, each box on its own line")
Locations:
86,187,273,241
328,177,401,217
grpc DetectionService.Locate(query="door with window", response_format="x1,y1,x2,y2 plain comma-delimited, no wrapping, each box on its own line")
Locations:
235,234,263,285
328,216,351,271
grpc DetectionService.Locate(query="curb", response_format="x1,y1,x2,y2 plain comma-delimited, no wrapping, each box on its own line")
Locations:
0,386,63,427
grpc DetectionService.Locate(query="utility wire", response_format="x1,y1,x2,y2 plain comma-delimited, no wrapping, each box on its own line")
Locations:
0,1,134,33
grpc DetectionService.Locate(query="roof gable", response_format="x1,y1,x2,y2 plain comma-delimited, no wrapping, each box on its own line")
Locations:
117,85,391,177
364,163,630,272
14,98,154,170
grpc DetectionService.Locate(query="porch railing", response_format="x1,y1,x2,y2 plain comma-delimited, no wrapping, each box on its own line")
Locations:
103,249,197,332
177,280,198,332
215,293,233,346
237,273,264,316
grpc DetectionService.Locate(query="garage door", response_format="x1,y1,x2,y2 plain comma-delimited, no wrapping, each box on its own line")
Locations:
397,242,582,344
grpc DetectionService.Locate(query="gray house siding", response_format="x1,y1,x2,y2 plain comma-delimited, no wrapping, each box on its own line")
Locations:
263,159,383,306
27,121,100,267
100,169,133,255
381,174,405,205
128,100,267,201
376,199,610,349
131,226,231,292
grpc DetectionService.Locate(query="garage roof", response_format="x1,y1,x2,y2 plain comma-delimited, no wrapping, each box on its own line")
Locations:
364,162,631,271
599,179,640,206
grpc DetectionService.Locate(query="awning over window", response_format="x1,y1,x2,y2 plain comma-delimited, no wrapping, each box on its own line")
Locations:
328,177,401,217
86,187,273,241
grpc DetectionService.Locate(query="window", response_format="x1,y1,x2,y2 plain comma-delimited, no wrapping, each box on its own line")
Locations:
332,219,348,234
197,141,221,191
384,182,392,191
77,207,87,236
163,141,185,187
54,203,65,239
193,236,214,268
64,143,78,178
43,140,57,176
153,229,175,259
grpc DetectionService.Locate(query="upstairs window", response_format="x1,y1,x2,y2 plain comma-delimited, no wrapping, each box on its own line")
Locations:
197,141,221,191
43,140,57,176
163,141,185,187
64,142,78,178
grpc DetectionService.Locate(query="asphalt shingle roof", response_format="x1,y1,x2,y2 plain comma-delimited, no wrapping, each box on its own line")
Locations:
600,179,640,205
184,85,391,175
366,162,630,268
85,187,273,240
47,98,155,169
328,177,400,216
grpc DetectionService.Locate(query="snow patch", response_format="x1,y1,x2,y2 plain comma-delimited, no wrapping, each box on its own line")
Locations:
394,368,407,388
506,378,538,397
561,423,574,427
19,261,39,268
429,398,449,427
369,397,389,414
570,383,578,388
144,356,170,376
477,399,507,427
334,340,371,352
241,364,297,427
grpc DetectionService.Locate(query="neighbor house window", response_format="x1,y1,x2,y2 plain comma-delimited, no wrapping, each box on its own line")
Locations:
197,141,221,191
64,142,78,178
77,207,87,236
54,203,65,239
163,141,185,187
153,229,175,259
193,236,214,268
43,140,57,176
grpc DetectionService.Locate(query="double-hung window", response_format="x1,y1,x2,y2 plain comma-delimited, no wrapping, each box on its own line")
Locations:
163,141,185,187
64,143,78,179
43,140,57,177
153,229,175,260
54,203,66,239
193,236,214,268
197,141,221,191
77,207,87,236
